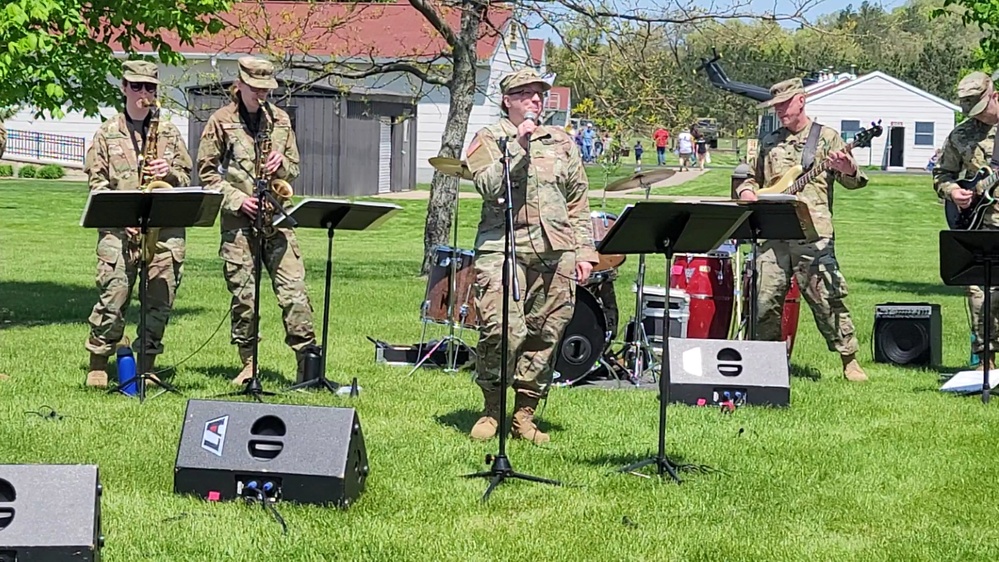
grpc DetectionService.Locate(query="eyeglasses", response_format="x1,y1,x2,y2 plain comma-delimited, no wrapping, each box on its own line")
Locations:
507,88,544,98
127,82,157,93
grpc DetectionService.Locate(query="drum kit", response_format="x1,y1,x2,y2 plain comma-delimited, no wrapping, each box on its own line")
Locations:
412,158,804,383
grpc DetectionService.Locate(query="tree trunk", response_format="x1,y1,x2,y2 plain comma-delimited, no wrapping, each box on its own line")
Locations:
420,17,482,275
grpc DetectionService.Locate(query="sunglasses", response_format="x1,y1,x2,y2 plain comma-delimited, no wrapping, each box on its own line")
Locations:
127,82,157,93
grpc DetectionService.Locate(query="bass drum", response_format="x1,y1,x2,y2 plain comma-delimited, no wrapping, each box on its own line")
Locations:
553,289,609,384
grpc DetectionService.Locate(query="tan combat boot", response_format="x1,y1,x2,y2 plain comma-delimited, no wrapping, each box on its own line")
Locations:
86,353,109,388
232,347,254,386
470,387,503,441
977,352,996,371
511,392,550,444
841,353,868,382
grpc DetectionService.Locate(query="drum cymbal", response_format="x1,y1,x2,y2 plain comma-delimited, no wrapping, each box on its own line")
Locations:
429,157,473,181
605,168,677,192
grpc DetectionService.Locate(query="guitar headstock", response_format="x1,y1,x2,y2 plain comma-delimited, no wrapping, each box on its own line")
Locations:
852,119,884,149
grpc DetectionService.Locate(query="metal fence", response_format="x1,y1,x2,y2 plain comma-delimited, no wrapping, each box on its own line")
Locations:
6,129,86,164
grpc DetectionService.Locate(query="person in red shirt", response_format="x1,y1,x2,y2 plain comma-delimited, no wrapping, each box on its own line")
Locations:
653,126,669,166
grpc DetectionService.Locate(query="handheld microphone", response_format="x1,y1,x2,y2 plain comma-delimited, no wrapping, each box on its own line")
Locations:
523,111,538,143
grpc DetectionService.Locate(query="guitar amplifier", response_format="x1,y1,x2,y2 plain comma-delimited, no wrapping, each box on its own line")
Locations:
873,303,942,366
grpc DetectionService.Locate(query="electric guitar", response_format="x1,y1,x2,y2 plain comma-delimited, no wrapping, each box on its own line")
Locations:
953,167,999,230
757,120,884,196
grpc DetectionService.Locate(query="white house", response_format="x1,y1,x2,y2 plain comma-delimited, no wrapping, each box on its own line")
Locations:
761,71,960,170
2,2,547,187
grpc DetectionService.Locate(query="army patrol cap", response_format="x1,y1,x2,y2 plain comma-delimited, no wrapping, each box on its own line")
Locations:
958,72,994,117
122,60,159,85
238,56,278,89
757,78,805,109
499,68,551,95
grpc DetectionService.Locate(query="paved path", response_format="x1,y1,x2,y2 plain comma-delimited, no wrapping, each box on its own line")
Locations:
373,168,710,200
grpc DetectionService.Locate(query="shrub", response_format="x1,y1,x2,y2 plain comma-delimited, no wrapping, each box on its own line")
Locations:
18,165,37,178
36,164,65,179
0,165,13,177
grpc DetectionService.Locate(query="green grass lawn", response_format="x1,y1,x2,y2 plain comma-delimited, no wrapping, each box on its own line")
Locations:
2,177,998,561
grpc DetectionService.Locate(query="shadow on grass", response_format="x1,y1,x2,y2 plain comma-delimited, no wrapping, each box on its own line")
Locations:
854,277,964,298
583,451,727,476
436,408,566,435
0,281,206,330
195,364,295,388
790,363,822,381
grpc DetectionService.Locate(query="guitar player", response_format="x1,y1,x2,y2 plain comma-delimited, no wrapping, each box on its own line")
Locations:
735,77,869,382
933,71,999,370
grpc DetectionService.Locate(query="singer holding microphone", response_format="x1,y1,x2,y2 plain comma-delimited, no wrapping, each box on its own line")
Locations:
464,68,599,444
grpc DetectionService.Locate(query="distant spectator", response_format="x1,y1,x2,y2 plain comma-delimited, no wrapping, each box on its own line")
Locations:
676,128,694,171
581,123,596,163
594,134,604,159
634,141,644,167
926,148,942,172
692,124,707,171
653,126,670,166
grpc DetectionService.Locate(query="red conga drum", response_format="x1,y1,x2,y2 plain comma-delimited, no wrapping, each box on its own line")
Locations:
782,276,802,357
669,253,734,339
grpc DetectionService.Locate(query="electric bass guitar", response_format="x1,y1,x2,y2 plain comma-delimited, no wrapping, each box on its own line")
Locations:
953,167,999,230
757,120,884,196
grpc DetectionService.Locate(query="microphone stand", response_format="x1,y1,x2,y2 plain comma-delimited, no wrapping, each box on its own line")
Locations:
464,133,560,502
222,150,298,403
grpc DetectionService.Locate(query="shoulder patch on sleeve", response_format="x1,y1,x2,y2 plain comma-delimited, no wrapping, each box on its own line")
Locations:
466,131,501,174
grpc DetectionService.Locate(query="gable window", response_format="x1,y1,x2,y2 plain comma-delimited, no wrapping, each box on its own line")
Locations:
841,120,861,142
915,122,934,146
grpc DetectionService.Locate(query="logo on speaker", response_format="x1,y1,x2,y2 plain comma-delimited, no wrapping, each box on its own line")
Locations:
681,347,703,376
201,415,229,456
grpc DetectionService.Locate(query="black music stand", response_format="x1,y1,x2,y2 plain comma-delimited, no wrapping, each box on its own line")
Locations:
81,187,222,403
275,198,402,395
730,196,817,339
940,230,999,404
597,200,751,481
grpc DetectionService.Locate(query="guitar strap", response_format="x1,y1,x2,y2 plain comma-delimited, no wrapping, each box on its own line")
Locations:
990,126,999,171
799,121,829,210
801,121,823,172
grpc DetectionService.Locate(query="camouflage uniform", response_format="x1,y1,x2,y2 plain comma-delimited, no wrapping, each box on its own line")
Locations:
0,121,7,159
84,61,192,385
933,72,999,358
197,56,316,382
736,78,867,370
465,68,598,442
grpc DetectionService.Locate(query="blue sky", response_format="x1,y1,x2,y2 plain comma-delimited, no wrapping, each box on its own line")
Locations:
530,0,910,42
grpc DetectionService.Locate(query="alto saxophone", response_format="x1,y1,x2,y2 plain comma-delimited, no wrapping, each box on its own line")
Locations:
255,98,293,234
137,98,172,263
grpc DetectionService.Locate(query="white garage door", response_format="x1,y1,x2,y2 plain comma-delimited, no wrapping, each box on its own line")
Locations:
378,119,392,194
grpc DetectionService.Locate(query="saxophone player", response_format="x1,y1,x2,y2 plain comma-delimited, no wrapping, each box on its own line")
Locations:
197,56,317,385
84,60,192,387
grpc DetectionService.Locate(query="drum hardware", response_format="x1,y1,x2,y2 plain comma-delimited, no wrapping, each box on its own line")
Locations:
409,158,478,375
616,175,667,385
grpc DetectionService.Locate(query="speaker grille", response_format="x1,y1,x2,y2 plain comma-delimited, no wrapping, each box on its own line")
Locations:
877,320,929,363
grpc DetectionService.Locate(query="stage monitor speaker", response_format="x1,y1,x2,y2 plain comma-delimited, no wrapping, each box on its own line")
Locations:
173,399,368,508
0,464,103,562
873,303,942,366
666,338,790,406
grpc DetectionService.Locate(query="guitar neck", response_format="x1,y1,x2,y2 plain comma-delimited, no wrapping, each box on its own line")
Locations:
787,140,857,195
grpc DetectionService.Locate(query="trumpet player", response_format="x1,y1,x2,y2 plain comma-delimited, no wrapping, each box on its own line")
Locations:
84,60,192,387
197,56,317,385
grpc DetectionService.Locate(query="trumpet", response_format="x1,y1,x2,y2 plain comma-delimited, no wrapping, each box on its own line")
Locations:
255,98,293,234
137,98,172,263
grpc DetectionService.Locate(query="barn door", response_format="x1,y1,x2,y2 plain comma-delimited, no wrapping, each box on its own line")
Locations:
378,118,392,193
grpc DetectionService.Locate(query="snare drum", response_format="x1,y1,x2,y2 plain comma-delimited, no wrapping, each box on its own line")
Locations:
670,253,734,340
422,245,479,329
589,211,626,279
